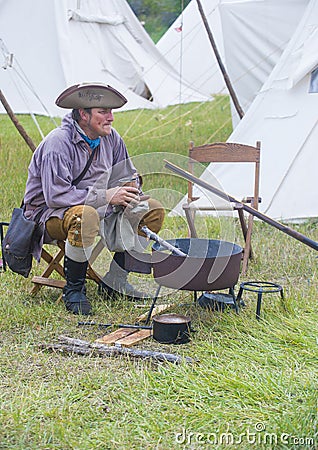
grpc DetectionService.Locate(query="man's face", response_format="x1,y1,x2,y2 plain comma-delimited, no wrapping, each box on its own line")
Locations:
80,107,114,138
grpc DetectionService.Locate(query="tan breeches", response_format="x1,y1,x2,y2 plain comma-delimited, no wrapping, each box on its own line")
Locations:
46,198,165,248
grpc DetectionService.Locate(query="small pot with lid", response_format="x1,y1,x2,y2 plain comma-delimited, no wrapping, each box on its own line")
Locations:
152,313,192,344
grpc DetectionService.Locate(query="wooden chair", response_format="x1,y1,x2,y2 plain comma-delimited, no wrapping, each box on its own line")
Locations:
182,141,261,274
30,239,104,295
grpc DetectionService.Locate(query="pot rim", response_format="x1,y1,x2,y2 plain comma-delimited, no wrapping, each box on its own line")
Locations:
152,313,191,324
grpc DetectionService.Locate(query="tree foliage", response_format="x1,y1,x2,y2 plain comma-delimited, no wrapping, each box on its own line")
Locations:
127,0,191,42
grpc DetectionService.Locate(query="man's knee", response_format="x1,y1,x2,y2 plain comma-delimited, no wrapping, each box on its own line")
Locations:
140,198,165,234
63,205,100,247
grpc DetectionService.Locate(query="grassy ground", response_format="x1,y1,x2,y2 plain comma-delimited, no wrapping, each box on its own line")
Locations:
0,99,317,449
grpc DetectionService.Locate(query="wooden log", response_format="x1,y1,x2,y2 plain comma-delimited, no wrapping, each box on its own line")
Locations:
39,335,195,364
136,303,175,322
40,343,91,356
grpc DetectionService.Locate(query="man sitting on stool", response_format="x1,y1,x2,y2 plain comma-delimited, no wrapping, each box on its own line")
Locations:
23,82,164,315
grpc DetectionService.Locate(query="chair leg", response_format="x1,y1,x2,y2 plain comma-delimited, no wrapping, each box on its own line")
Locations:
40,247,65,277
236,286,244,307
242,214,255,275
87,264,102,284
237,208,255,275
184,207,198,238
88,238,105,265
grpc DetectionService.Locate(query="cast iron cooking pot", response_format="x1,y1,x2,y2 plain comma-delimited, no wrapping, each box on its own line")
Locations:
152,313,191,344
151,238,242,291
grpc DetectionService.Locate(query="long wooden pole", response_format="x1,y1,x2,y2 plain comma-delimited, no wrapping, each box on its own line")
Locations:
164,159,318,252
195,0,245,119
0,89,37,152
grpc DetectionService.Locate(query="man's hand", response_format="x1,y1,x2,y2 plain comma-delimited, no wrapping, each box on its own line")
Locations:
106,186,140,208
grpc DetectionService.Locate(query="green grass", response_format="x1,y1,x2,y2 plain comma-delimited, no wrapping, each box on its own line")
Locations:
0,98,317,449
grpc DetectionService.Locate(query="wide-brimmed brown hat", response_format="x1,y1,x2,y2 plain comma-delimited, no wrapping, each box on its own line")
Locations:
55,82,127,109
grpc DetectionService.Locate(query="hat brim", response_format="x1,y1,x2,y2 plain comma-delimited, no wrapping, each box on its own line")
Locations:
55,83,127,109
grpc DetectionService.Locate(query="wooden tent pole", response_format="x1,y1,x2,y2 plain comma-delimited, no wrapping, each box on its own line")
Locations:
195,0,245,119
0,90,37,152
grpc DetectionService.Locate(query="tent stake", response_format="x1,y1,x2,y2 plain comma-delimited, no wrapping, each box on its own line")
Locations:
195,0,244,119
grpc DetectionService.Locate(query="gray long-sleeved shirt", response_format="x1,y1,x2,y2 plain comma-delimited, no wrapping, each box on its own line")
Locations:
24,112,136,259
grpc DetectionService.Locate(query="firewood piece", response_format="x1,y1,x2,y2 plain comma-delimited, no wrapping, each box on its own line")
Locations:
137,303,174,322
95,328,136,344
40,343,91,356
39,335,195,364
115,329,152,347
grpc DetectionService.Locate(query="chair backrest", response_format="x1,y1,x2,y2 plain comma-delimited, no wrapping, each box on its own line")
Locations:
187,141,261,209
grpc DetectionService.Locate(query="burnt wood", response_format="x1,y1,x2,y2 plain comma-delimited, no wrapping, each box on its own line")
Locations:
40,335,195,364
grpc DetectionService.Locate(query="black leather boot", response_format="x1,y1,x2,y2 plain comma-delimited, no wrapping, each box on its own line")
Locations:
63,256,92,315
99,252,151,301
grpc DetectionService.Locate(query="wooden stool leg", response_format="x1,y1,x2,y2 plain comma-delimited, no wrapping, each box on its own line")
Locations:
30,239,105,296
30,248,65,295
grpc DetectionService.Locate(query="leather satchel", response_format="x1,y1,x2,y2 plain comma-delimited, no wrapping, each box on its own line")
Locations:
1,207,41,278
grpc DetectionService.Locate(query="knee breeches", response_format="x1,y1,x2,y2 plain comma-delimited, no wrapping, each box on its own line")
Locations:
46,199,165,248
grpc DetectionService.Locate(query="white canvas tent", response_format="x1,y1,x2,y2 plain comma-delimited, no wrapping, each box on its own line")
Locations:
0,0,209,118
219,0,310,125
174,0,318,221
157,0,309,127
214,0,318,220
156,0,226,98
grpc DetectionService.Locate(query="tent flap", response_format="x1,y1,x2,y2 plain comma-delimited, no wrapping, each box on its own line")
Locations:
68,11,125,25
0,0,210,117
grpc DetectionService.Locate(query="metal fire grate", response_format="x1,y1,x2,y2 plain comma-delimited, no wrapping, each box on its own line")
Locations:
236,281,284,320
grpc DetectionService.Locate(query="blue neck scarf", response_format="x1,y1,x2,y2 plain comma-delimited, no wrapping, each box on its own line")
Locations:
75,121,100,150
79,133,100,150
